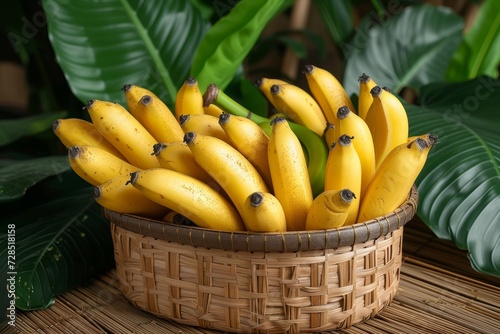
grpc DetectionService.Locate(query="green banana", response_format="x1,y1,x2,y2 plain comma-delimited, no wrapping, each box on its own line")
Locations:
203,83,327,198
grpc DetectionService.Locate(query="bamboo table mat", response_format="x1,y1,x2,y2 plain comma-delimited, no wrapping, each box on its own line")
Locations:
6,220,500,334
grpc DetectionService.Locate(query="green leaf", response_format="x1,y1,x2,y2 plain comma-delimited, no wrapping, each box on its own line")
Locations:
407,76,500,277
42,0,210,108
0,156,71,202
446,0,500,81
312,0,353,45
343,4,463,96
0,112,67,147
190,0,294,92
0,184,114,310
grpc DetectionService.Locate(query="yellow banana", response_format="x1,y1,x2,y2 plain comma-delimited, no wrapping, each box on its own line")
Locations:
128,168,245,231
323,122,336,147
204,103,224,118
324,135,362,225
162,211,196,226
357,73,377,121
268,83,327,136
334,106,376,197
357,137,432,222
305,189,356,230
123,84,185,143
85,99,160,169
93,175,168,219
152,141,216,186
254,77,289,111
175,76,205,120
408,133,439,146
303,64,355,124
67,145,139,186
241,192,287,232
218,113,273,191
364,86,409,170
203,82,329,198
179,113,231,144
52,118,126,160
268,117,313,231
184,132,269,230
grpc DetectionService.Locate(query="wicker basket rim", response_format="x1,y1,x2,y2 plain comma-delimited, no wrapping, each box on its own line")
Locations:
103,185,418,252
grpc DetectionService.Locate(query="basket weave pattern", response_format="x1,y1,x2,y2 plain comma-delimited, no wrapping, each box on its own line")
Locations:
107,186,417,333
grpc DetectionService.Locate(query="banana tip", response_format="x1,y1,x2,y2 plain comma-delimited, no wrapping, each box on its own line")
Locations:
270,84,281,95
85,99,96,110
68,146,81,159
92,186,101,201
52,119,60,132
303,64,314,75
340,189,356,203
126,171,139,185
183,132,196,144
218,112,230,125
358,73,371,83
122,84,132,93
249,192,264,207
370,86,382,97
152,142,165,156
140,95,153,106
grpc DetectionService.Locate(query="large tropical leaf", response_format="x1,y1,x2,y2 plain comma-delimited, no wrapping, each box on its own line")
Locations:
0,156,71,202
407,76,500,277
0,112,66,147
343,4,463,96
42,0,209,108
446,0,500,81
312,0,353,45
0,180,114,311
190,0,294,92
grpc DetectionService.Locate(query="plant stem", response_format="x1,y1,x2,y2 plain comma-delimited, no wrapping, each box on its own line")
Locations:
203,84,269,124
119,0,177,100
370,0,385,16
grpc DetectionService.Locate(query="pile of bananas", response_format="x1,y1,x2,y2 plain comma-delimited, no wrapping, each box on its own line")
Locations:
53,65,436,233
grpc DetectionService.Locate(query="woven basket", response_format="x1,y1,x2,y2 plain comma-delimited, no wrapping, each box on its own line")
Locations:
104,185,418,333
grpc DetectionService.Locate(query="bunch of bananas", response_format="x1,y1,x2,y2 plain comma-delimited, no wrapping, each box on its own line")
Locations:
53,65,436,233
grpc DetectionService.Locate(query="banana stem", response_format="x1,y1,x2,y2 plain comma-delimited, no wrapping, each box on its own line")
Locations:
203,83,269,124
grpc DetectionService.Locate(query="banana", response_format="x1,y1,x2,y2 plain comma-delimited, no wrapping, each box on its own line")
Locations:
323,122,336,147
218,112,273,191
67,145,139,186
242,192,287,232
364,86,409,170
128,168,245,231
268,117,313,231
123,84,185,143
303,64,355,124
152,141,217,187
183,132,269,230
93,175,168,219
175,76,205,120
306,189,356,230
357,73,377,121
52,118,126,160
357,137,432,222
203,83,328,198
162,211,196,226
268,82,327,136
179,113,231,144
324,135,362,225
204,103,224,118
255,77,289,111
335,106,376,197
408,133,439,147
85,99,160,169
